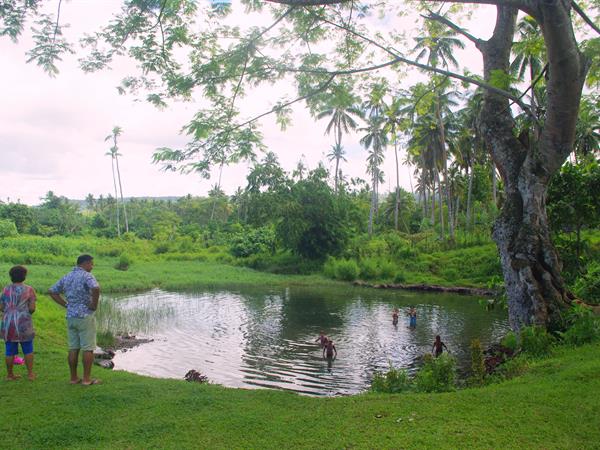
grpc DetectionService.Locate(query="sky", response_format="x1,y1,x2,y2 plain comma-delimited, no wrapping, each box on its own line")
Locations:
0,1,495,206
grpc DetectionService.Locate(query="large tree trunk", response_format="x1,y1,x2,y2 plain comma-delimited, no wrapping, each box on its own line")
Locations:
477,4,588,331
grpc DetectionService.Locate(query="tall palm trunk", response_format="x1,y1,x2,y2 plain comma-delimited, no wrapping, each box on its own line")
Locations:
466,166,474,230
435,96,454,241
210,161,225,221
393,138,400,231
114,154,128,233
436,169,444,239
111,157,121,237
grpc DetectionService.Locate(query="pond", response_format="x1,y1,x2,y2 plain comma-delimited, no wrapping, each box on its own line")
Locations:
99,285,509,396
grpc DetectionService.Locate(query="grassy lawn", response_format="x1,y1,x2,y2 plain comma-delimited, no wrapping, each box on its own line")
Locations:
1,260,599,449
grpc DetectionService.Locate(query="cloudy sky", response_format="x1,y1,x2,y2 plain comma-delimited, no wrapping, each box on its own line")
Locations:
0,1,494,205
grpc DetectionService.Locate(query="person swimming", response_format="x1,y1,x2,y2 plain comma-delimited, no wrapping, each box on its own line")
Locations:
432,335,449,357
392,308,399,326
407,307,417,327
323,338,337,359
315,331,328,347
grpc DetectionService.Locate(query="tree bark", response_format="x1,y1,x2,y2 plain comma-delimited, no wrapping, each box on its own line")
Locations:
477,3,588,330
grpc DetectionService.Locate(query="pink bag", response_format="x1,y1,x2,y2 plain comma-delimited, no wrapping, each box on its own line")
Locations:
13,356,25,365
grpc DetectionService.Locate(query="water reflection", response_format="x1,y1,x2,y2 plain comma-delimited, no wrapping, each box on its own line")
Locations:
101,286,509,396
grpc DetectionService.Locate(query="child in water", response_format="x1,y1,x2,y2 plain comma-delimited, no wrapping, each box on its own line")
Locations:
392,308,399,326
1,265,37,381
431,335,448,357
315,331,328,347
407,307,417,327
323,339,337,360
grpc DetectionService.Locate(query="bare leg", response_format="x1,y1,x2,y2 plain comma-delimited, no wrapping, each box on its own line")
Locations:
5,355,19,380
24,353,35,380
82,350,94,384
68,349,80,383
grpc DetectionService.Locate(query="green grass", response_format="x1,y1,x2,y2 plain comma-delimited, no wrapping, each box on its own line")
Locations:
3,296,600,449
1,236,599,448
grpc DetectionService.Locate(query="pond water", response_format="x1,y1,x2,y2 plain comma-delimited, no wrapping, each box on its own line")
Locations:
99,285,509,396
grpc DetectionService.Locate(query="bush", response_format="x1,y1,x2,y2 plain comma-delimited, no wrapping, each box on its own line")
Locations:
415,354,456,393
0,219,18,238
489,355,529,382
378,260,396,280
559,304,600,346
393,271,406,283
370,365,411,393
573,261,600,303
520,326,555,357
115,254,131,271
359,258,379,280
335,259,359,281
501,331,519,352
470,339,486,386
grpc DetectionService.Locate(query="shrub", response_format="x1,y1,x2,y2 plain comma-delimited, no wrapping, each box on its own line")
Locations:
334,259,359,281
0,219,18,238
520,326,555,357
370,365,411,393
489,355,529,382
470,339,486,386
393,271,406,283
115,254,131,271
415,354,456,393
154,243,171,254
501,331,519,352
359,258,378,280
573,261,600,303
378,260,396,280
559,304,600,346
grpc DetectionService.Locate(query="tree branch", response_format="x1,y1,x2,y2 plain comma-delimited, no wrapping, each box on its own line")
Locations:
265,0,351,5
424,11,484,46
314,12,534,116
571,1,600,35
51,0,63,44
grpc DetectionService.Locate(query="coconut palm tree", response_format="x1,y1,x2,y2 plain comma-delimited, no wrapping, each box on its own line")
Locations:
510,15,546,116
326,143,347,191
104,126,128,234
317,87,363,193
382,97,408,231
360,117,388,236
414,20,465,241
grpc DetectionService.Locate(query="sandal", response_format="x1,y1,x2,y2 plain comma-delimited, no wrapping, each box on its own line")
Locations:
82,379,102,386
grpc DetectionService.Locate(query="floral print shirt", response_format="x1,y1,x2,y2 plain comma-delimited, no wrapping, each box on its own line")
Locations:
1,284,36,342
49,267,99,318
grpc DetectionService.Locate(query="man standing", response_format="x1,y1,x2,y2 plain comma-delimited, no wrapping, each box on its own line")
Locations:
48,254,101,386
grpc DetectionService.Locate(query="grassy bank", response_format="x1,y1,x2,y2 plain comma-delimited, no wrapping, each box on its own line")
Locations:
3,298,600,449
0,260,598,448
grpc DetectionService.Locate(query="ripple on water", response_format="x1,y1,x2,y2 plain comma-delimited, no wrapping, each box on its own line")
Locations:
104,287,510,396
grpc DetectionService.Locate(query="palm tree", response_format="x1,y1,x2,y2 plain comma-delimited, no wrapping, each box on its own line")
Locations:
510,15,546,117
574,96,600,161
292,156,307,181
382,97,407,231
360,117,388,236
104,126,128,234
326,143,347,191
317,86,363,193
414,21,465,240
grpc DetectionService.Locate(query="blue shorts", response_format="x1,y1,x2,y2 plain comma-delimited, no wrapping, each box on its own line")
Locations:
5,341,34,356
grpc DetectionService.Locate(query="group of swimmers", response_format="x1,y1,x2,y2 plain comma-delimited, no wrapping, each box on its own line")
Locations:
315,306,449,363
392,306,417,327
315,331,337,359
